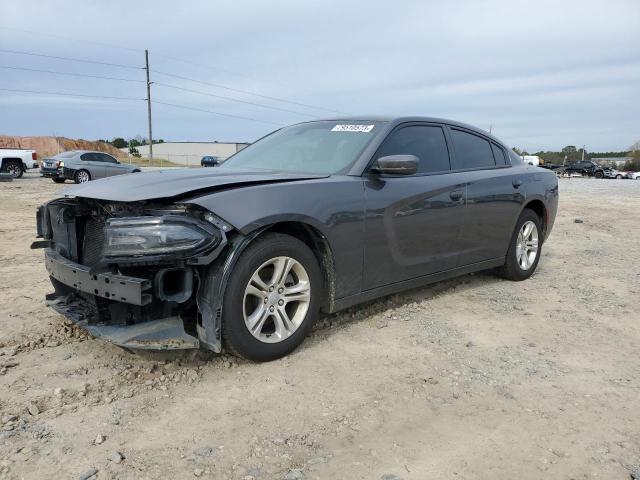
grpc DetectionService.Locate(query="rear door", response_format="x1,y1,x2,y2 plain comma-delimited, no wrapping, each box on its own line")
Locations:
446,127,523,266
363,123,467,290
79,153,106,178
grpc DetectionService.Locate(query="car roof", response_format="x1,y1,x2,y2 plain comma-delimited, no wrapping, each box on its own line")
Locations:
305,116,508,148
66,150,114,154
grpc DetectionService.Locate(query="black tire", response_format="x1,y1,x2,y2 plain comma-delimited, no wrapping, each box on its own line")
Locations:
222,233,322,362
498,209,543,281
52,178,66,184
132,169,141,173
2,160,24,178
594,171,604,179
74,169,91,183
616,174,622,179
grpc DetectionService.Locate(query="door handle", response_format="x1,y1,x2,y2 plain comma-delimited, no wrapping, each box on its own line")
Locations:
512,179,523,188
450,190,464,201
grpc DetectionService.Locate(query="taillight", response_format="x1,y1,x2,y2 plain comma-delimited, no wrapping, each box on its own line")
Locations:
32,152,37,160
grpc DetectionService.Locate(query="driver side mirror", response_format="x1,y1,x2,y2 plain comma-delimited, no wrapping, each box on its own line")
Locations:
371,155,419,175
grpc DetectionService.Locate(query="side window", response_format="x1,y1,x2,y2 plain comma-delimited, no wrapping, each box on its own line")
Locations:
100,153,117,163
80,153,94,162
509,150,523,165
375,125,450,174
450,129,496,169
491,143,507,165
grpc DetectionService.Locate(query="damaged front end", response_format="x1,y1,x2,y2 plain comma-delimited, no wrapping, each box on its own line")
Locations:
34,197,232,351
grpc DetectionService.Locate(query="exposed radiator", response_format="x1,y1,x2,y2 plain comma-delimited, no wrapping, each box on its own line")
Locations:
81,218,105,266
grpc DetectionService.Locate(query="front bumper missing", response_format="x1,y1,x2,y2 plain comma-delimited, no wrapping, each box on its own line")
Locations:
45,249,152,306
44,248,200,350
48,296,198,350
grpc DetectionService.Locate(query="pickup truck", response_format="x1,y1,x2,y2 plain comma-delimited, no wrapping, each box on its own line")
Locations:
0,149,39,178
562,160,606,178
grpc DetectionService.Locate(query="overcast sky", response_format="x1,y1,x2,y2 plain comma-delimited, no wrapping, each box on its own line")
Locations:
1,0,638,152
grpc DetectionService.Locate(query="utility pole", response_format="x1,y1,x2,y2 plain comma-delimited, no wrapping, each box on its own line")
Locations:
145,49,153,163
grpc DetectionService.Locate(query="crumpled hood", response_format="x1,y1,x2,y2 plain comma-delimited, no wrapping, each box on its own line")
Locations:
61,168,328,202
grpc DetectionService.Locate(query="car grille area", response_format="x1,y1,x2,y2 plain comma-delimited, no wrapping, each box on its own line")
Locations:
81,218,105,266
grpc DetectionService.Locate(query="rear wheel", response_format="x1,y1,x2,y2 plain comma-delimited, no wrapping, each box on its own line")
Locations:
594,171,604,179
498,209,542,281
52,178,66,184
616,174,623,179
74,169,91,183
2,160,23,178
222,233,322,362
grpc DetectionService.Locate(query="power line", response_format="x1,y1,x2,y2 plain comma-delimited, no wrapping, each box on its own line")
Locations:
153,100,282,126
0,46,345,117
0,26,318,96
152,69,349,115
0,26,141,53
0,48,142,70
0,87,143,101
154,82,313,117
0,65,145,83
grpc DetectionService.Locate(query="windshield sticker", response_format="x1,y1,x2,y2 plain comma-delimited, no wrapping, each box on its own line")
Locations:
331,124,375,133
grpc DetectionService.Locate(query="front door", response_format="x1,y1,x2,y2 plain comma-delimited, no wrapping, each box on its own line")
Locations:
362,123,466,290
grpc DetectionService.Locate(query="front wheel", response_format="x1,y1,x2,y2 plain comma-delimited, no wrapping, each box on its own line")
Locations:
616,174,623,179
594,171,604,179
498,209,542,281
222,233,322,362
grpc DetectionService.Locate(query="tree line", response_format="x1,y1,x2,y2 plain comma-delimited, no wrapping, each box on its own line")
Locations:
97,136,165,149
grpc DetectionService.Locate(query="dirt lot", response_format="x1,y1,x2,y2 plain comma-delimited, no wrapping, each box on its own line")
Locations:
1,173,639,480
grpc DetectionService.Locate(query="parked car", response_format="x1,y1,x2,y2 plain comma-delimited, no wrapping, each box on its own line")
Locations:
625,171,640,180
563,160,606,178
40,150,140,183
602,167,625,179
0,148,39,178
33,117,558,361
201,155,221,167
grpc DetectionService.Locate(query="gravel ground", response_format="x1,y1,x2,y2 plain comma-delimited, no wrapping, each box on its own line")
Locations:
1,172,639,479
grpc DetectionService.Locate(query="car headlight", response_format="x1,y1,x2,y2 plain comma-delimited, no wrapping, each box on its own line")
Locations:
103,216,220,259
59,161,64,168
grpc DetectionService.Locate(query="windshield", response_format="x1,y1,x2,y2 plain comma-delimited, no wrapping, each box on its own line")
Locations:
220,121,384,174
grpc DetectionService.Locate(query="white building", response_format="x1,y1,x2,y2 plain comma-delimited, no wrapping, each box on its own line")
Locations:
122,141,250,166
522,155,541,166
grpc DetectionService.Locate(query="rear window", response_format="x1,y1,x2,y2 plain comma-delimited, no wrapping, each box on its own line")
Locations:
509,150,523,165
450,129,495,169
491,143,508,165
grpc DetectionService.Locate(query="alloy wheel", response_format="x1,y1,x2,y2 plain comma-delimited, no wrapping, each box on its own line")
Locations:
6,163,21,178
515,220,539,270
243,256,311,343
77,171,90,183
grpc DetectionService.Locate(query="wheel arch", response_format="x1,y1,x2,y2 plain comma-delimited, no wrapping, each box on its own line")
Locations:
522,198,548,239
1,157,24,169
196,219,337,352
260,221,336,312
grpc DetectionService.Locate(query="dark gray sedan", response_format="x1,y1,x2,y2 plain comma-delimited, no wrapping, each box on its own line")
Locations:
34,117,558,361
40,150,140,183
